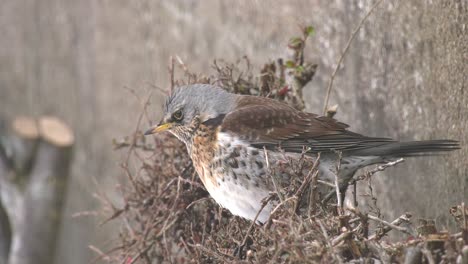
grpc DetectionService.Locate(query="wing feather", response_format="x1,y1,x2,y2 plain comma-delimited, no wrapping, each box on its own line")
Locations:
220,96,394,154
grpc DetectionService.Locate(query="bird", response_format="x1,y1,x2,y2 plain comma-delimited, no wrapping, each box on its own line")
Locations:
144,84,459,223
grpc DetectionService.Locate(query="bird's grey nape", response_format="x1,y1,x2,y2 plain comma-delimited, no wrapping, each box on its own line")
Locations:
167,84,237,122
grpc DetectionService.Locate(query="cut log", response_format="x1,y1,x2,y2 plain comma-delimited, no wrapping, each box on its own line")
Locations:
0,117,40,241
0,202,11,264
38,116,74,147
0,117,41,264
0,116,74,264
11,116,39,175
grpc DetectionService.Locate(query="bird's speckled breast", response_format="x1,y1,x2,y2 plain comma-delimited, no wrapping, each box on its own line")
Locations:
190,127,276,222
190,123,220,190
190,124,319,223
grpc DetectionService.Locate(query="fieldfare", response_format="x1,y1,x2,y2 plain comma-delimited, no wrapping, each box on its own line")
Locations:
145,84,459,223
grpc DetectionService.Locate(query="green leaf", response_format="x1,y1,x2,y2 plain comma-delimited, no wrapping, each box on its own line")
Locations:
305,25,315,37
288,37,303,49
285,60,296,68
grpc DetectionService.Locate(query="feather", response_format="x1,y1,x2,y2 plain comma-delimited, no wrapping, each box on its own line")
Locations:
220,95,459,157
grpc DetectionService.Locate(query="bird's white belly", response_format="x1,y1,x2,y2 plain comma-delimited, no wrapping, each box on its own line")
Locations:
207,174,273,223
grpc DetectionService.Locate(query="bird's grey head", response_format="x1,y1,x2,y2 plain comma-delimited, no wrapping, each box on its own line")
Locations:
144,84,236,142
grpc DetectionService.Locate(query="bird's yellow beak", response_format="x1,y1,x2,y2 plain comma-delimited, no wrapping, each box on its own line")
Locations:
144,122,173,135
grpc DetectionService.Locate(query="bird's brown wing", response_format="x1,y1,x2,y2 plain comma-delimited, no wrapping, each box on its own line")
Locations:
220,96,394,154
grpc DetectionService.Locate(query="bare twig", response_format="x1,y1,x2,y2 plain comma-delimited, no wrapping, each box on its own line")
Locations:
368,214,412,235
185,197,211,210
239,196,272,256
323,0,385,114
169,56,175,91
334,152,343,212
127,242,155,264
461,202,467,233
368,213,413,240
308,155,321,216
317,219,331,242
264,147,284,203
191,243,232,262
295,156,320,196
269,196,298,218
317,179,336,188
317,219,344,264
350,158,405,185
332,231,353,246
89,245,115,263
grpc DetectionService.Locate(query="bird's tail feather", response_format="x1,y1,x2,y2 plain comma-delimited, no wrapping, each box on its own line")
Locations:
351,140,459,157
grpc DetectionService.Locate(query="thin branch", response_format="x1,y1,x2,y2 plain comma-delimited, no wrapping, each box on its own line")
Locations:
350,158,404,185
294,154,320,198
238,196,272,257
190,243,232,262
323,0,385,114
127,242,155,264
89,245,113,263
334,152,343,212
263,147,284,203
332,231,352,246
169,56,175,92
306,154,321,216
317,219,344,264
269,196,298,219
317,179,336,188
367,214,411,235
367,213,413,240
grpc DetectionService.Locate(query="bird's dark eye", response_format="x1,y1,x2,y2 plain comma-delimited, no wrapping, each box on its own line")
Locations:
172,110,183,121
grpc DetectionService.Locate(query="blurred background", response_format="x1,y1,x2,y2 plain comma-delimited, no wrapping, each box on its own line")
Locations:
1,0,466,263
